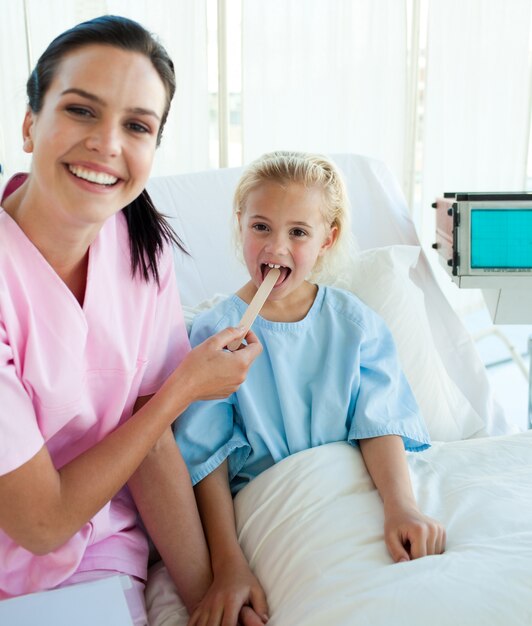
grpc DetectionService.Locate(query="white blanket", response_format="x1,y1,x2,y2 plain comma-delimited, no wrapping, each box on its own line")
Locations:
147,431,532,626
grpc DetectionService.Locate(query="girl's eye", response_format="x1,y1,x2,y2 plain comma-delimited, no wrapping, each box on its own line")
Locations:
291,228,307,237
252,223,269,232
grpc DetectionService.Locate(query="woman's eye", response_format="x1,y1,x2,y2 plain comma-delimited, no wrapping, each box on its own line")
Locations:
252,223,268,232
291,228,307,237
127,122,151,134
66,106,93,117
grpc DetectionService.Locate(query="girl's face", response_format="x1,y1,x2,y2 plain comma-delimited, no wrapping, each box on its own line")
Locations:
21,44,166,228
238,181,338,303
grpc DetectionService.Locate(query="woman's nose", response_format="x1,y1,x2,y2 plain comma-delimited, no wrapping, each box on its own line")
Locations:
85,122,121,157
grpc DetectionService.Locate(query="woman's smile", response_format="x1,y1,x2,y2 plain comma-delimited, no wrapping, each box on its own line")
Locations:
67,163,120,187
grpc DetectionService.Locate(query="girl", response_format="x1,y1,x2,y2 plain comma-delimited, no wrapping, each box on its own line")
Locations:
0,15,261,625
174,150,446,626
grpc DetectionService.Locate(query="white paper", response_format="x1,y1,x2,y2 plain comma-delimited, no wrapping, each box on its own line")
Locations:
0,575,134,625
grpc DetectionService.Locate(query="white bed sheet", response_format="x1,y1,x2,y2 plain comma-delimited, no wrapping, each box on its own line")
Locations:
147,431,532,626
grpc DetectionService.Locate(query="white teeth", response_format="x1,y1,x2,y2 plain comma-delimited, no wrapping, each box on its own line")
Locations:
267,263,281,269
69,165,118,186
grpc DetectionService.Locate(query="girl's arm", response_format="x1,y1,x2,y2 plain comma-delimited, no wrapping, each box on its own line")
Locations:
358,435,446,561
188,461,269,626
128,398,212,615
0,327,261,555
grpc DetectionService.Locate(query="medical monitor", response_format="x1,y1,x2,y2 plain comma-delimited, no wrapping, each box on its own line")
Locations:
470,209,532,269
433,192,532,323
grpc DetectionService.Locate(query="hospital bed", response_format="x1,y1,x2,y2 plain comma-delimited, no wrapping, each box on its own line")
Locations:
144,154,532,626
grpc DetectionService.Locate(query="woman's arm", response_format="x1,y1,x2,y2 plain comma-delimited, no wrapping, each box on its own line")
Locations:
359,435,446,561
0,327,261,555
128,412,212,615
188,461,269,626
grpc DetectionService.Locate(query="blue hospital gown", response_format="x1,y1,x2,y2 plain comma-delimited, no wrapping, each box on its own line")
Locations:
174,285,430,495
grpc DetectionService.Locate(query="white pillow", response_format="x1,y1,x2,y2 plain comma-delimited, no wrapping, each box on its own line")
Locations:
339,245,484,441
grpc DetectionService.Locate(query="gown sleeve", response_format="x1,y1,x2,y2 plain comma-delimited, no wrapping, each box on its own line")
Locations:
348,311,430,451
173,306,251,485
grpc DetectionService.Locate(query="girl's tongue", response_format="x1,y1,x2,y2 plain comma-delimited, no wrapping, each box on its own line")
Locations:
262,264,290,286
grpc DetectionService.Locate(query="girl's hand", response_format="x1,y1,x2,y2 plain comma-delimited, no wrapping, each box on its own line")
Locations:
358,436,445,562
170,327,262,403
187,554,269,626
384,504,446,562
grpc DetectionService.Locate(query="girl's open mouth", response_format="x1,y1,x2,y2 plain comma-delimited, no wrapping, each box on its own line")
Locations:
261,263,291,286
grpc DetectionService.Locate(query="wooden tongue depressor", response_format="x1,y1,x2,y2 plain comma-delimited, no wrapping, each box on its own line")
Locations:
227,267,281,351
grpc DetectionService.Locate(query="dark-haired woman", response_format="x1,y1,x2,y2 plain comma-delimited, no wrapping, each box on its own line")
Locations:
0,15,261,625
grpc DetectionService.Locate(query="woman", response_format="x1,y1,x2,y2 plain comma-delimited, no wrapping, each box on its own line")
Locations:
0,15,261,625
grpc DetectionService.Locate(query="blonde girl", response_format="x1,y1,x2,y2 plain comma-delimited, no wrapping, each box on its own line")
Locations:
175,151,445,626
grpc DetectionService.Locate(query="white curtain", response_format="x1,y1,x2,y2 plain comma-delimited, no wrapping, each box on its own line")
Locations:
419,0,532,313
420,0,532,246
241,0,408,186
1,0,532,221
0,0,30,181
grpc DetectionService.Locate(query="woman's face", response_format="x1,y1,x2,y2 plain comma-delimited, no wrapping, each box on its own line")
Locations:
22,44,167,228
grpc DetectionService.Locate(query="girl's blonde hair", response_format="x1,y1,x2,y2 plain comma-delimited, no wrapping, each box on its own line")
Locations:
233,150,357,285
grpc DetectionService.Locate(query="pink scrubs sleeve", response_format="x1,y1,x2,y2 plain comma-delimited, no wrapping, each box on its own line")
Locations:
0,321,44,475
138,244,191,397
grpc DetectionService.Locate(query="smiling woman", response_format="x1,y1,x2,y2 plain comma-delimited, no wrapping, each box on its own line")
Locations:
19,45,167,270
0,15,263,626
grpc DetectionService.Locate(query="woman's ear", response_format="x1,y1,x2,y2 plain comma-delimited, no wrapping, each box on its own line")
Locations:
22,109,35,153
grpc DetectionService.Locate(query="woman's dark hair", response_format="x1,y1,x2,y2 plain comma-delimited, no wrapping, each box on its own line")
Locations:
26,14,187,283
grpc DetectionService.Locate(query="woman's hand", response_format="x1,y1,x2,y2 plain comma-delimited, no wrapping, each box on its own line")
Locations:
187,553,269,626
168,327,262,403
384,504,446,562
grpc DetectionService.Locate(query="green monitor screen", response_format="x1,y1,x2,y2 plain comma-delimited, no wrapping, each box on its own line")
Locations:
470,209,532,269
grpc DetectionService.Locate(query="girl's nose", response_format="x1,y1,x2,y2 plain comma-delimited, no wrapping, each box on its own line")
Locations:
85,123,121,157
265,233,289,255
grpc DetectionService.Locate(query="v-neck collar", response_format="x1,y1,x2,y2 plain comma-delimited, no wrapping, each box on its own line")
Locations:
0,207,101,319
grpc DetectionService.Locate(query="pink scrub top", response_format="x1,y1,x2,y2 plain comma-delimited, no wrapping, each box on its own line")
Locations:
0,190,190,598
